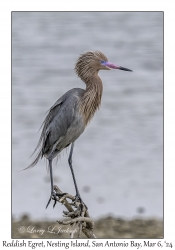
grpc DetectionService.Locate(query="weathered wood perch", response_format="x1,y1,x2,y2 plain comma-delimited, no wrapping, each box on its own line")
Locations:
53,185,96,238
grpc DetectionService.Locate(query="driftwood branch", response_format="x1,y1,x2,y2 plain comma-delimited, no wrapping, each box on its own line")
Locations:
53,185,96,238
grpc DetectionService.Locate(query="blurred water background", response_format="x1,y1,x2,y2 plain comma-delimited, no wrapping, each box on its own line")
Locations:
12,12,163,220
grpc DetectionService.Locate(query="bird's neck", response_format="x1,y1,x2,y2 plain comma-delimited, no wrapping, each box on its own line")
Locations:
79,73,103,125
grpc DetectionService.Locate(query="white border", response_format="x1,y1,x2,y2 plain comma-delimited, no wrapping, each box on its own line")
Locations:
1,0,175,246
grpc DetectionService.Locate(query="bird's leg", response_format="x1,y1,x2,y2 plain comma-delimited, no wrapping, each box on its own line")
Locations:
68,142,87,210
46,159,57,209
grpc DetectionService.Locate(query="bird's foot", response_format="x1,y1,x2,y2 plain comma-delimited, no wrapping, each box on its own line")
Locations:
46,191,58,209
73,194,88,211
74,194,82,203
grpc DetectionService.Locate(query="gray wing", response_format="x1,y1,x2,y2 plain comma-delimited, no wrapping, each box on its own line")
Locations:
28,88,85,168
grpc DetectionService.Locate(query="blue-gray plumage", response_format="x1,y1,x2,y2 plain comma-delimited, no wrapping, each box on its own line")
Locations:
28,51,132,209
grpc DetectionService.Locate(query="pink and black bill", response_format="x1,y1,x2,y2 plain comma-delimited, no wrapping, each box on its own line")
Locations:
101,60,133,72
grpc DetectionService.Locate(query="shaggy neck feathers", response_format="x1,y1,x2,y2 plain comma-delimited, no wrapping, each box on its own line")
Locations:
79,74,103,125
75,51,108,125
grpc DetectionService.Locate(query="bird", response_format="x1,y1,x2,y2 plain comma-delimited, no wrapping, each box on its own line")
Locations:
28,50,132,209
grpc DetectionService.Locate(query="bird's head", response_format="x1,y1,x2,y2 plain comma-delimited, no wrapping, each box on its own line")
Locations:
75,51,132,82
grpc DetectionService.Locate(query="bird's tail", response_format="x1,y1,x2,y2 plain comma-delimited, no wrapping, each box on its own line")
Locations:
17,150,42,172
18,109,49,172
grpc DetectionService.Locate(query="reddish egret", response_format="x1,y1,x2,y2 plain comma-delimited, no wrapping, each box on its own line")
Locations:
28,51,132,209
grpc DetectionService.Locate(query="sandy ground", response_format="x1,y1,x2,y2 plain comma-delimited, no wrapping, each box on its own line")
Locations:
12,215,163,239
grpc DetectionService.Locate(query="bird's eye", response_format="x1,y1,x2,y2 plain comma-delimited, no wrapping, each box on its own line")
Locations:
101,60,106,64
